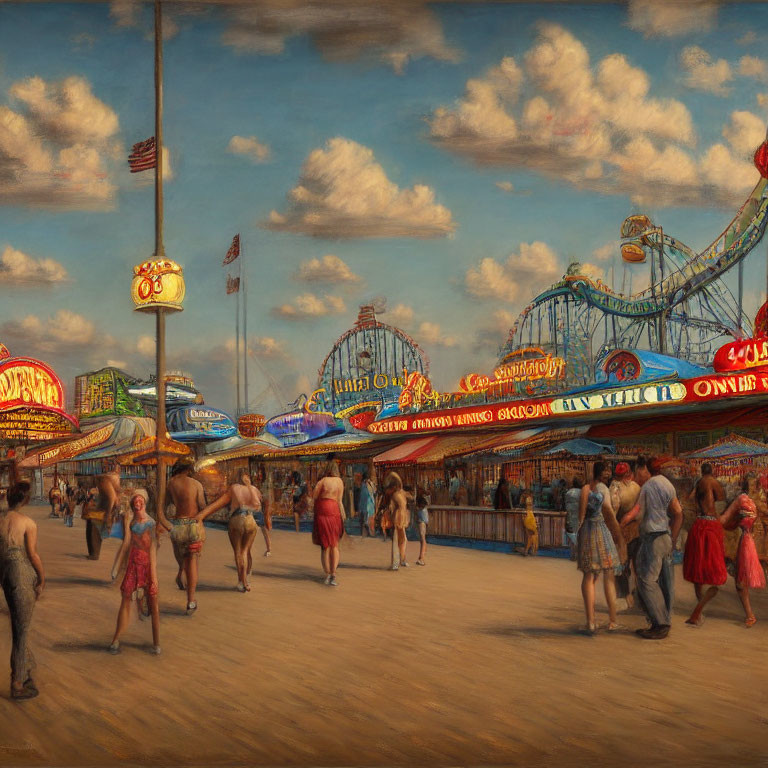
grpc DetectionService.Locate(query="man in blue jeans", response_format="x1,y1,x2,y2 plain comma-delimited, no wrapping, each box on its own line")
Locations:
620,457,683,639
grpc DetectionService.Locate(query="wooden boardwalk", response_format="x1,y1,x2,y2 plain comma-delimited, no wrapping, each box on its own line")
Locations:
0,504,765,768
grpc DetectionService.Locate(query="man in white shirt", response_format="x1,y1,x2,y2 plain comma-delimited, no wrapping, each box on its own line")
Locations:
621,457,682,639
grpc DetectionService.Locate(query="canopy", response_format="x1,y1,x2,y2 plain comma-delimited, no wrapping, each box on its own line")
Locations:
373,437,437,465
486,427,589,458
682,433,768,459
17,417,189,467
411,434,507,465
543,438,615,456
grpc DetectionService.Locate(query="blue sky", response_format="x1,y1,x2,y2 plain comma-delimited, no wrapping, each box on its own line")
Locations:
1,0,768,419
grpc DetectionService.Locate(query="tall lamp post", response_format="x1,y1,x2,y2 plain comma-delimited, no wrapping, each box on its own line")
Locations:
130,0,184,526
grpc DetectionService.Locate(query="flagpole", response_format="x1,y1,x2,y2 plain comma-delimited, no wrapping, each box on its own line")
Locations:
242,238,248,414
235,277,241,417
154,0,169,529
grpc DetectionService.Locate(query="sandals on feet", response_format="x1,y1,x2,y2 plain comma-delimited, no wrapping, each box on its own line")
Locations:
745,615,757,628
186,601,197,615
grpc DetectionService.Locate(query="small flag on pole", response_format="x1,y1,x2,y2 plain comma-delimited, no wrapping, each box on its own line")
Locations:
226,275,241,294
128,137,157,173
223,234,240,265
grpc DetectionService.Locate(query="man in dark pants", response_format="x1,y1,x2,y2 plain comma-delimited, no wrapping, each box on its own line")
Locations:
83,467,121,561
621,457,682,639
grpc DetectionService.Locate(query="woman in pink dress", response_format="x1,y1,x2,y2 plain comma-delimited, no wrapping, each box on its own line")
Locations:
720,485,766,627
109,489,160,653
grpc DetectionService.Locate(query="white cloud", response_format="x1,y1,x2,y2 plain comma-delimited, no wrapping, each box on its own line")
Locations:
109,0,179,39
250,336,288,359
430,58,521,142
273,293,346,320
579,263,605,281
137,335,155,357
700,143,758,194
592,242,618,262
48,310,95,344
739,55,768,81
496,181,514,192
627,0,719,38
430,24,760,208
228,135,271,163
0,245,67,284
220,0,460,74
475,308,517,352
680,46,732,95
295,254,361,284
465,242,560,302
722,110,765,155
11,76,119,145
385,303,415,328
739,30,758,46
106,359,127,369
758,93,768,109
267,137,455,238
465,257,520,301
417,321,457,348
0,76,119,208
0,310,95,354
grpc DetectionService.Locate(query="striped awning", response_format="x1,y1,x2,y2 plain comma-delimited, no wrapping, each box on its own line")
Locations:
412,434,506,464
373,437,438,464
682,433,768,459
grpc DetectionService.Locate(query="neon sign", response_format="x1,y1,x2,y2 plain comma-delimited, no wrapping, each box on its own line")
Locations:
551,383,686,414
713,338,768,373
685,371,768,401
0,359,64,412
131,258,185,313
238,413,266,437
367,399,553,434
0,409,76,441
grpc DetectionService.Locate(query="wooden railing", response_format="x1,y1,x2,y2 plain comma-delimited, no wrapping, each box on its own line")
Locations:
427,506,566,548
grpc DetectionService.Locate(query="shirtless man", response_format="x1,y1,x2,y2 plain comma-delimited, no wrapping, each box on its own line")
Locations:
688,463,725,516
198,472,262,592
164,459,206,614
83,466,121,561
384,472,410,570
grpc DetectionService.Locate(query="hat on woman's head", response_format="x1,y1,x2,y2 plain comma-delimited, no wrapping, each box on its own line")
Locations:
130,488,149,504
614,462,631,478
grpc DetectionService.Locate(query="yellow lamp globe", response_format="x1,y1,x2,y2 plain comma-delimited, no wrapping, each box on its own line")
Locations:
131,258,185,313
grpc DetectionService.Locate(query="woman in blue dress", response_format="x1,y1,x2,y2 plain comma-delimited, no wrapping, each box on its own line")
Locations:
359,471,376,538
578,462,623,634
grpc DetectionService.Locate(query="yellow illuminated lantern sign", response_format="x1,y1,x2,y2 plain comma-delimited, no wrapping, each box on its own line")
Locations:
131,258,185,313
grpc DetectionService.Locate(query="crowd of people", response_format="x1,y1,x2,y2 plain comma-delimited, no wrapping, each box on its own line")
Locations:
1,452,766,701
566,457,766,638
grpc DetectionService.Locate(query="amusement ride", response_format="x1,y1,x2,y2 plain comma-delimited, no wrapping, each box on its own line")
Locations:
499,142,768,389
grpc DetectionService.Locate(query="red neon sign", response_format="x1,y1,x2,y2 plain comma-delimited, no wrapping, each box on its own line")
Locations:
713,337,768,373
0,358,64,412
367,399,553,434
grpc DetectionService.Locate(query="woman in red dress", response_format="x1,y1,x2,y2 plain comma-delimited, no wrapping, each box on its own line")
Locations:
683,470,728,626
109,489,160,654
720,487,765,627
312,462,346,586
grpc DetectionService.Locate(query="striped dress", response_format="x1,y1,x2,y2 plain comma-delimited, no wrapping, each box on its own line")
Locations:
578,490,623,574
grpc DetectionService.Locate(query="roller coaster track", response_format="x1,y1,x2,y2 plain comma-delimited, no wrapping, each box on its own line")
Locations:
502,174,768,381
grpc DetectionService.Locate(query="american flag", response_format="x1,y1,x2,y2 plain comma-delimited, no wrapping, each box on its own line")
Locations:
128,137,157,173
226,275,240,294
223,234,240,265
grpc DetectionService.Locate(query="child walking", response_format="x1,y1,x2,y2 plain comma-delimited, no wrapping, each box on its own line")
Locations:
416,494,429,566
